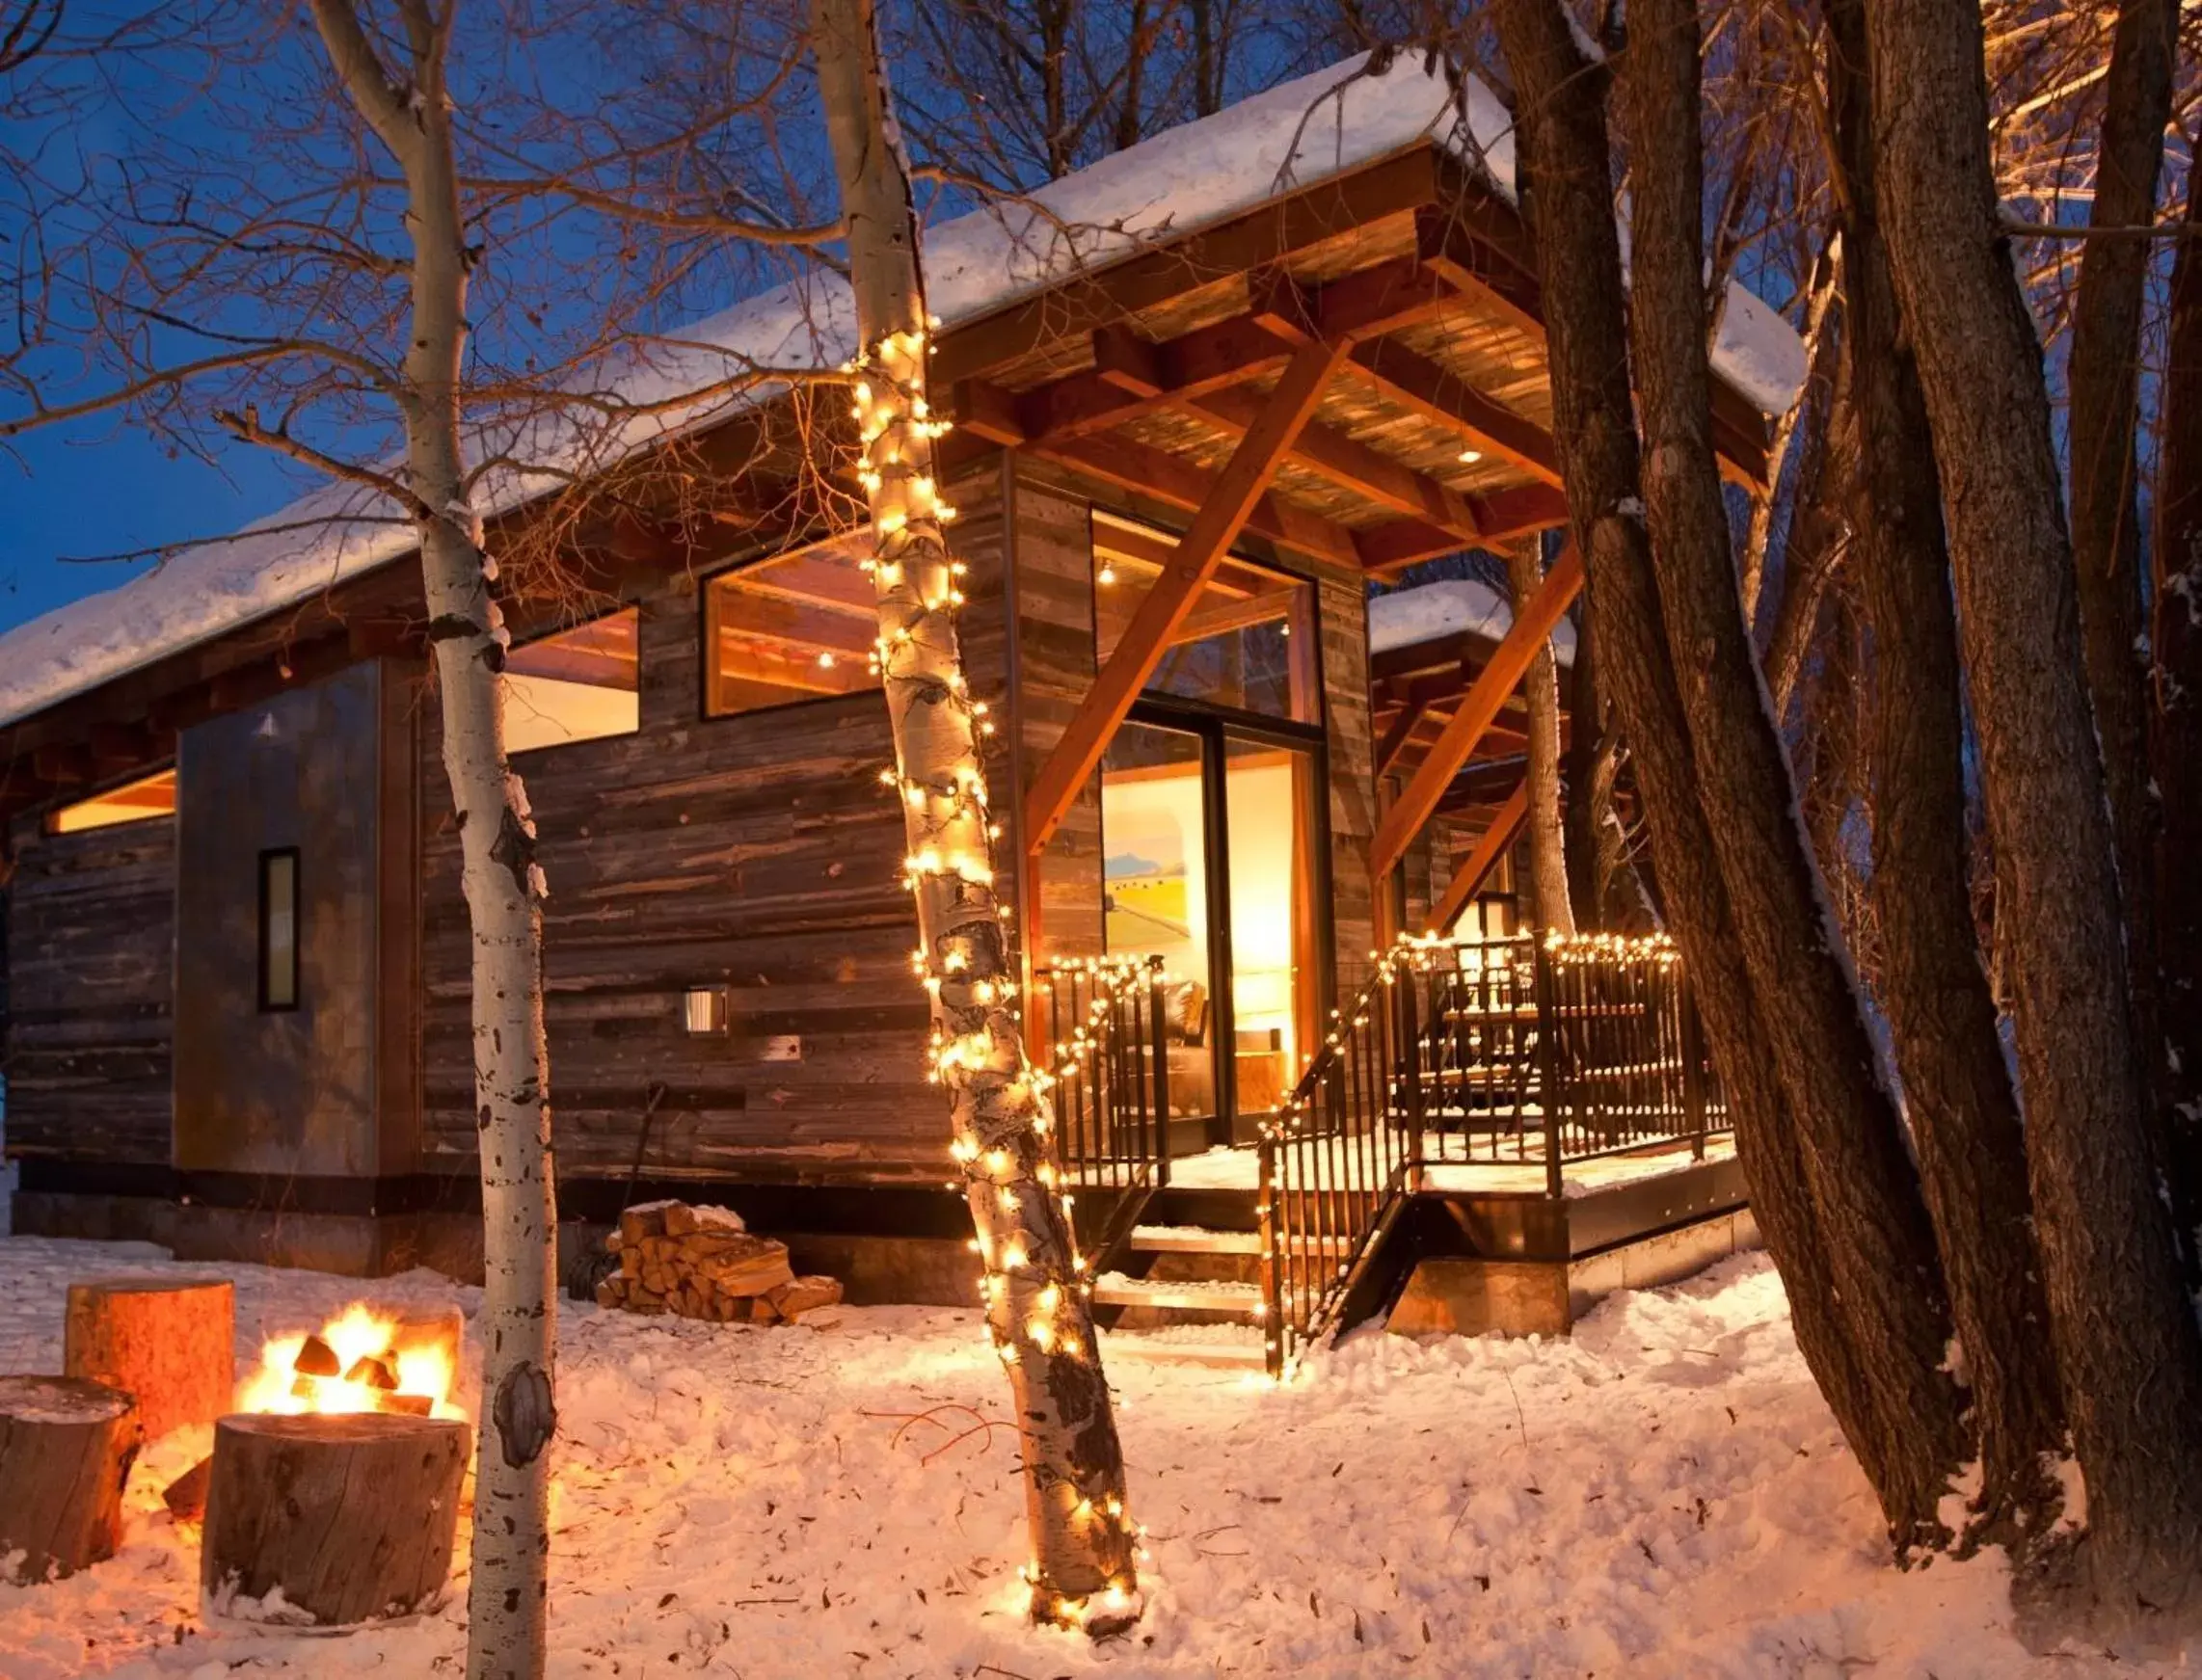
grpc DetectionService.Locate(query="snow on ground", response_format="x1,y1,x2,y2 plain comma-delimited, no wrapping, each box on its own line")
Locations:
0,1236,2173,1679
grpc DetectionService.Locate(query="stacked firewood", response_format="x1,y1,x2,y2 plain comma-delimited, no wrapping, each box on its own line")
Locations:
595,1201,843,1325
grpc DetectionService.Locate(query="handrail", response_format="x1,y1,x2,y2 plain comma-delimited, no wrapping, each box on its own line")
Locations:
1030,955,1171,1271
1257,934,1435,1378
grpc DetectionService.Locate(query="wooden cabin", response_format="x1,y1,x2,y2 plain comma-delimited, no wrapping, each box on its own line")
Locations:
0,58,1791,1355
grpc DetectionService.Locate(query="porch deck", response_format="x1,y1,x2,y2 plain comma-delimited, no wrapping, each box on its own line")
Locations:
1164,1132,1737,1198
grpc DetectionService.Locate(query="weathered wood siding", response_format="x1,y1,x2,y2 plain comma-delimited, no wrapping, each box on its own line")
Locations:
1316,568,1377,989
2,812,175,1164
418,472,1011,1185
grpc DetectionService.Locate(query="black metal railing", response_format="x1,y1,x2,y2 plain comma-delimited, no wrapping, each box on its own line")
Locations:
1030,956,1171,1269
1256,930,1731,1377
1421,934,1724,1194
1257,943,1427,1378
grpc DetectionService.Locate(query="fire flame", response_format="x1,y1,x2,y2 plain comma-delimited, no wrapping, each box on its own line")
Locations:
236,1303,464,1421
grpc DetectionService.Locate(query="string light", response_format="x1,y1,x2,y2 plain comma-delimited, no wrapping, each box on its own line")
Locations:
853,320,1139,1628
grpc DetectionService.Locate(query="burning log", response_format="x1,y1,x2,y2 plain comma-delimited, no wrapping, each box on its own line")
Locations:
201,1412,467,1628
64,1276,234,1441
0,1375,143,1583
238,1303,463,1420
592,1201,843,1323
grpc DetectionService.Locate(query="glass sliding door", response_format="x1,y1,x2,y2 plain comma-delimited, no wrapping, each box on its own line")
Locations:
1221,735,1321,1132
1100,721,1222,1146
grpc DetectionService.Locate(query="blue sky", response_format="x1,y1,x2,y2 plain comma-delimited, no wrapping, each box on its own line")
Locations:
0,418,301,635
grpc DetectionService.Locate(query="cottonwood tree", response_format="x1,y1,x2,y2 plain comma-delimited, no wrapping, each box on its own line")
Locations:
809,0,1141,1631
0,2,833,1670
1861,0,2202,1626
1486,0,1953,1551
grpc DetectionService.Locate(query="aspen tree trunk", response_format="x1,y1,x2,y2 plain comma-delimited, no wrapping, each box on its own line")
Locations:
1506,541,1573,935
305,6,556,1673
810,0,1138,1627
1863,0,2202,1618
2065,0,2175,1130
1826,0,2065,1545
1490,0,1965,1553
2156,128,2202,1252
1617,0,1968,1550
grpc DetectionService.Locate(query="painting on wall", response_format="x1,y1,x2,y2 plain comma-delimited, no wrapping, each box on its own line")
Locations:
1103,803,1193,951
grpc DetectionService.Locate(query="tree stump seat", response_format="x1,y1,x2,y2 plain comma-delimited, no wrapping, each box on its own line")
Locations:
0,1374,143,1583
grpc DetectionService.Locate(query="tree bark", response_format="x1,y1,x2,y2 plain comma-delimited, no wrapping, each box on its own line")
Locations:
0,1376,140,1584
1618,0,1968,1551
1864,0,2202,1617
1490,0,1961,1554
1507,540,1573,934
2065,0,2175,1124
1826,0,2066,1546
811,0,1139,1629
64,1276,234,1443
2157,125,2202,1260
201,1412,468,1627
306,5,558,1672
1562,607,1625,928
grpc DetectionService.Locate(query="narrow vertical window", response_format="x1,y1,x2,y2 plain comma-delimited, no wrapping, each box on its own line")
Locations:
259,848,299,1011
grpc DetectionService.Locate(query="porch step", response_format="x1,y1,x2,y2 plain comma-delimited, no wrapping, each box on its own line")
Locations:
1129,1223,1260,1256
1093,1272,1265,1318
1100,1327,1269,1372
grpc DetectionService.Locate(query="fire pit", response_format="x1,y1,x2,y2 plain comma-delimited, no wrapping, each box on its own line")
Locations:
201,1303,470,1628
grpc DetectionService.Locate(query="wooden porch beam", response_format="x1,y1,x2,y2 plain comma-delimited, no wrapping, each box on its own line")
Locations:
1345,342,1565,487
1369,539,1583,881
1021,430,1361,569
1426,782,1530,936
1024,338,1350,853
1374,700,1427,778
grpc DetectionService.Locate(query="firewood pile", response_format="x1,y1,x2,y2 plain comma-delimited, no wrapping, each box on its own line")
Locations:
595,1201,843,1325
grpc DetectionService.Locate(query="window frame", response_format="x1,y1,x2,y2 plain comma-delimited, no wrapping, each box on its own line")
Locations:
257,845,301,1014
500,604,643,759
698,530,886,723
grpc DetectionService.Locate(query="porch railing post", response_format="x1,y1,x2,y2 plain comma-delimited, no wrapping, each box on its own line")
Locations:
1148,957,1171,1188
1679,966,1707,1160
1397,949,1426,1191
1258,1136,1282,1378
1534,938,1565,1200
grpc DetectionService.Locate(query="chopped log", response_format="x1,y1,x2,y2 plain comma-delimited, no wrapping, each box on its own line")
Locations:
619,1201,674,1245
201,1412,467,1628
164,1456,212,1523
767,1276,845,1319
64,1276,234,1441
0,1375,143,1583
293,1335,340,1378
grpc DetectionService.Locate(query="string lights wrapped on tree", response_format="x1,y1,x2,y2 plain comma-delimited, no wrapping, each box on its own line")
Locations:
812,0,1141,1631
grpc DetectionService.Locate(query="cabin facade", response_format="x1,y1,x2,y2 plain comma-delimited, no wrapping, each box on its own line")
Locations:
0,59,1787,1365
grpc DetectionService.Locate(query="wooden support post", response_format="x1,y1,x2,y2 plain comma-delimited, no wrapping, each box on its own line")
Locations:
1368,541,1583,889
1425,782,1530,937
1023,337,1349,852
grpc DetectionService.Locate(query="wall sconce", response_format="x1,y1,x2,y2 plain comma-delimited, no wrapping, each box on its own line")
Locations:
683,985,729,1035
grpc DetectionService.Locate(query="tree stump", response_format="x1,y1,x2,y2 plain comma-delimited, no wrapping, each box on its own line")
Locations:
0,1375,143,1583
201,1412,468,1627
65,1276,234,1441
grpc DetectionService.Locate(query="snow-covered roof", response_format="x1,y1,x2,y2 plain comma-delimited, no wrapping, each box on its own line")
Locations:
1370,578,1577,666
0,52,1802,733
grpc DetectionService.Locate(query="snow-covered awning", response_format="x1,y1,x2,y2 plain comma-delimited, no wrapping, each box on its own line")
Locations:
0,52,1800,733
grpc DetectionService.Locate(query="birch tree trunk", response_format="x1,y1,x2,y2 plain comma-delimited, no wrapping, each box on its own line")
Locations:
1863,0,2202,1619
306,6,556,1673
2156,128,2202,1260
1490,0,1964,1553
1505,541,1572,935
1826,0,2065,1545
1617,0,1968,1551
810,0,1139,1628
